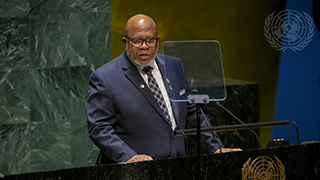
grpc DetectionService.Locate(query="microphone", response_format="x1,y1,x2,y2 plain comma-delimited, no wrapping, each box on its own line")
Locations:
214,101,262,148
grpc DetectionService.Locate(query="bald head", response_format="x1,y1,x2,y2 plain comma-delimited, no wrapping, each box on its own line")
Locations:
122,14,159,66
125,14,157,37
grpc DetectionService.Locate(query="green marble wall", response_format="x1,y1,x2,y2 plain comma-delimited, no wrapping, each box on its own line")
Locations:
0,0,111,176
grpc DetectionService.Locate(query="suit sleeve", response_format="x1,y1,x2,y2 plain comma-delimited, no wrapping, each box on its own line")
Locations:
86,70,137,162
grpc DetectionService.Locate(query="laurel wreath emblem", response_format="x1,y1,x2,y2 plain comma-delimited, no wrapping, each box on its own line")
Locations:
264,10,315,52
242,156,285,180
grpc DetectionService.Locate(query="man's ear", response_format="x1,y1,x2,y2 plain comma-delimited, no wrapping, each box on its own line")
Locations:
122,37,128,46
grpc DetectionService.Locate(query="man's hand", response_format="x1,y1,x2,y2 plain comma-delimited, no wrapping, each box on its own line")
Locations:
127,154,153,163
214,148,242,154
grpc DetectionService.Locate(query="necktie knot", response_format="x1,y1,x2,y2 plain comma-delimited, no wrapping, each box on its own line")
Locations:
142,66,153,76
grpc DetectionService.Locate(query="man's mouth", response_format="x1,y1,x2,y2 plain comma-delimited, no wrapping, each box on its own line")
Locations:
139,54,150,60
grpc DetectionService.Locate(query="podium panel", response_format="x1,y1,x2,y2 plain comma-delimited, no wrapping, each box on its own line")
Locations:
4,142,320,180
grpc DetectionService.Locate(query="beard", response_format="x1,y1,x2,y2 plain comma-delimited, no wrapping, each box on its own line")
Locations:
125,44,158,68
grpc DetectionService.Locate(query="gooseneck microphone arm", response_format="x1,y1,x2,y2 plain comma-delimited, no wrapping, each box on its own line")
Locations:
214,101,262,148
290,121,300,144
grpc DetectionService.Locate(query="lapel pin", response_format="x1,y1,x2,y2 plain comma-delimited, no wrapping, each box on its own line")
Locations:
139,84,145,89
179,89,185,96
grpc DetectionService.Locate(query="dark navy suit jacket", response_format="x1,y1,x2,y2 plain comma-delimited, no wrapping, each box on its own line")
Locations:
86,51,223,164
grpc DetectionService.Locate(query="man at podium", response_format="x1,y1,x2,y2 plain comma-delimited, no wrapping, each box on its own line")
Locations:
86,14,241,164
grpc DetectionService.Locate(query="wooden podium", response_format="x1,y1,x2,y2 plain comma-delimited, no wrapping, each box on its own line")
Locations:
4,142,320,180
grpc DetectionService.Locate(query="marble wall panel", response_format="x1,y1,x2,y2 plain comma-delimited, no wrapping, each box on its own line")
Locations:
0,0,111,175
69,66,99,166
0,70,30,125
29,68,72,171
0,0,29,18
0,70,31,175
0,17,30,72
30,12,110,68
29,0,110,14
0,122,31,175
28,66,99,172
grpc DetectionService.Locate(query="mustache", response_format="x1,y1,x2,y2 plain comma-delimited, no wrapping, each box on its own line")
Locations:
125,44,158,63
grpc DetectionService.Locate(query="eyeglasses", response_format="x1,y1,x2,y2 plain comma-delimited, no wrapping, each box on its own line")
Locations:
124,35,158,48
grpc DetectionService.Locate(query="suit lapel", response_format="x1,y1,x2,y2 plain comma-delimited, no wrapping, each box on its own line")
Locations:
156,55,181,128
121,52,170,123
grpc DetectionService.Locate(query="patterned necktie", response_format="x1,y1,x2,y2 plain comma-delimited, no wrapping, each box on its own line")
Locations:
142,66,171,126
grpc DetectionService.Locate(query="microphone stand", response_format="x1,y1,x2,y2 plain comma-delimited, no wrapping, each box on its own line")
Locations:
188,94,210,180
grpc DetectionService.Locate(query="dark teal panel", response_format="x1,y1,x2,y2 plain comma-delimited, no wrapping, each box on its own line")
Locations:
0,0,29,18
30,12,110,68
0,70,31,175
69,66,99,166
30,68,72,171
0,17,30,72
29,66,98,171
0,70,30,123
0,0,110,175
30,0,110,15
0,122,31,175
